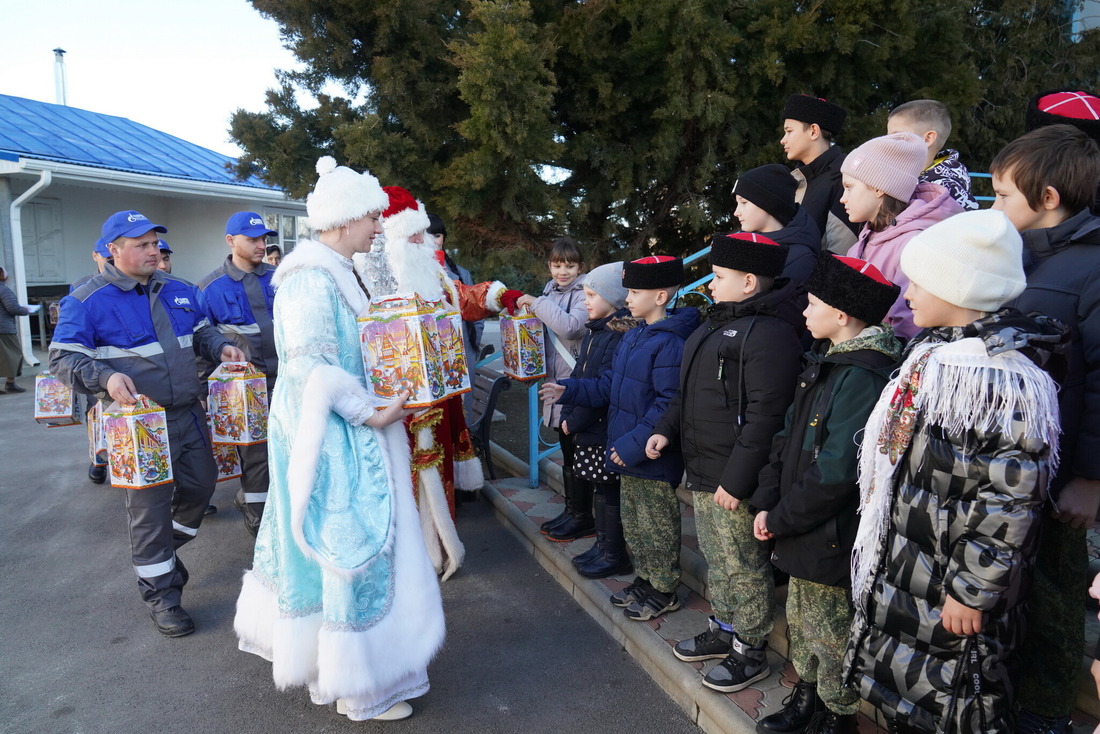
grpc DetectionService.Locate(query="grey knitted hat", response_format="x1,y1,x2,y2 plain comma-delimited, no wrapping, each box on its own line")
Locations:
584,262,628,309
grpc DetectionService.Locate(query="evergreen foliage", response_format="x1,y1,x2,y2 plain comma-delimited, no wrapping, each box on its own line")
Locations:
231,0,1100,279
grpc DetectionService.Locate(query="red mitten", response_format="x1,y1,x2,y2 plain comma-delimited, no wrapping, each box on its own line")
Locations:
500,289,524,315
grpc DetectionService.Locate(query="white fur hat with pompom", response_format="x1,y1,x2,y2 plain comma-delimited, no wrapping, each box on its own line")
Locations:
305,156,389,232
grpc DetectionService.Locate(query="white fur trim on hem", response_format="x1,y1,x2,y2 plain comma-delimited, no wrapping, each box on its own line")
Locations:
415,425,465,581
454,456,484,491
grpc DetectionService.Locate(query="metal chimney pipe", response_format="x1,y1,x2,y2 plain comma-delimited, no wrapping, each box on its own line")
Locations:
53,48,67,106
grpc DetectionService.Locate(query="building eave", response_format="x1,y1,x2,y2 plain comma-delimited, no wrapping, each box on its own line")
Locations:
0,156,303,205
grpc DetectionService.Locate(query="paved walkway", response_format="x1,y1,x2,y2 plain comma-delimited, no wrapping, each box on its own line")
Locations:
482,444,1100,734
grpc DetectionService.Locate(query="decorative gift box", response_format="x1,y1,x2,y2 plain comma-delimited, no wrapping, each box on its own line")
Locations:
88,400,107,466
34,371,80,426
500,310,546,382
103,395,173,489
358,295,470,409
205,413,242,483
208,362,268,445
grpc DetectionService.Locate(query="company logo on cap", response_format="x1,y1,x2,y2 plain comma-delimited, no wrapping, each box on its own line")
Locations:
127,213,148,223
250,217,263,226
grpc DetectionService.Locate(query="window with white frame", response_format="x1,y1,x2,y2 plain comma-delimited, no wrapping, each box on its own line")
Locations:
263,209,310,254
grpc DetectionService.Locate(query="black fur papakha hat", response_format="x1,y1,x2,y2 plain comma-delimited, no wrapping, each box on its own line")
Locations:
781,94,847,136
622,255,685,289
806,254,900,325
709,232,788,278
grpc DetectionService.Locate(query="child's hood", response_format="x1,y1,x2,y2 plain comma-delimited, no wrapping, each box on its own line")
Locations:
861,182,965,248
769,206,822,256
818,324,902,377
711,277,804,331
648,306,700,338
919,308,1069,370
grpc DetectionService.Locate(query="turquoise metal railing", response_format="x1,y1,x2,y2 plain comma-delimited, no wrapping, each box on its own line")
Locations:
508,171,991,486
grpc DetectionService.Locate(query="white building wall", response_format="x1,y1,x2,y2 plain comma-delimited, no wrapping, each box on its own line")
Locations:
7,177,302,287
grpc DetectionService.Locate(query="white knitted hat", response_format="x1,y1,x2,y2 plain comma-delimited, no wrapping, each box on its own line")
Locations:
840,132,926,201
900,210,1026,312
306,156,388,232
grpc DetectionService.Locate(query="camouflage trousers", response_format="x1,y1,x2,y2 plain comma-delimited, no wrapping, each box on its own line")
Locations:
1016,514,1087,718
620,476,682,594
694,496,773,645
787,577,859,715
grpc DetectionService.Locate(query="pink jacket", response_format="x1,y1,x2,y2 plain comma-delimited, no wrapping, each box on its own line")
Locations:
847,183,965,339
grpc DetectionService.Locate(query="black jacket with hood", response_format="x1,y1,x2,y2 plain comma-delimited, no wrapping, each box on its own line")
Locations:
655,279,803,497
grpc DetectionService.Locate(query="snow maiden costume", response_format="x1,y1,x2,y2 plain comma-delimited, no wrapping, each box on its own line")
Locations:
234,158,444,721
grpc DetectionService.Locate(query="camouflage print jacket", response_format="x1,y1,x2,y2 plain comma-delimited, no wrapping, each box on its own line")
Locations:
845,310,1067,734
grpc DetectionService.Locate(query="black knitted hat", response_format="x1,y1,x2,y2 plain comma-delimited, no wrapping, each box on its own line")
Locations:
781,94,847,136
806,254,900,325
733,164,798,225
709,232,788,278
1025,89,1100,143
622,255,684,289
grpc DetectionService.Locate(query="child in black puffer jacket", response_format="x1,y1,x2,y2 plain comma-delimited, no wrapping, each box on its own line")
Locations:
549,262,634,578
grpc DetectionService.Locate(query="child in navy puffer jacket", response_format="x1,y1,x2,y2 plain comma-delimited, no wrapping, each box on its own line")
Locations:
543,256,699,622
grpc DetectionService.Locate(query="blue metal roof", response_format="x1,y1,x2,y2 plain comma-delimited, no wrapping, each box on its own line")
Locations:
0,94,275,190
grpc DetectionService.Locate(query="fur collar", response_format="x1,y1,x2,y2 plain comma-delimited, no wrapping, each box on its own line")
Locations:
274,239,369,315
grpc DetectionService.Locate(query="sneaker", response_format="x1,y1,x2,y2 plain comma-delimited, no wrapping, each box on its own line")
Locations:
702,632,769,693
4,382,25,393
1014,710,1071,734
623,584,680,621
674,616,733,662
610,576,651,607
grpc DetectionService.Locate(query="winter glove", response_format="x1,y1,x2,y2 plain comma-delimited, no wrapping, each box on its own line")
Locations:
500,289,524,315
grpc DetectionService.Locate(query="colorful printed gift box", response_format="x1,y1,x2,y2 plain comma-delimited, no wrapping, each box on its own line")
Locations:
34,371,80,426
358,295,470,409
208,362,269,445
88,400,107,466
205,414,242,483
103,395,173,489
500,310,546,382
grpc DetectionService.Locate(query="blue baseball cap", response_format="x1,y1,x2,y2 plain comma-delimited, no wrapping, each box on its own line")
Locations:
158,239,173,253
100,210,167,244
226,211,278,237
93,238,112,258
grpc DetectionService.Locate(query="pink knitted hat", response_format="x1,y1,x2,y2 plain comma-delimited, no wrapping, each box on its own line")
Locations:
840,132,926,201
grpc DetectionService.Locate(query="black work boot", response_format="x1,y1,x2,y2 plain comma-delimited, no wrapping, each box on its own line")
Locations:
804,711,858,734
547,471,595,541
702,632,770,692
572,488,606,568
577,484,632,578
540,468,578,534
150,606,195,637
756,678,823,732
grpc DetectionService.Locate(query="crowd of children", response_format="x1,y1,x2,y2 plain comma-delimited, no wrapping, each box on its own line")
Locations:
523,89,1100,734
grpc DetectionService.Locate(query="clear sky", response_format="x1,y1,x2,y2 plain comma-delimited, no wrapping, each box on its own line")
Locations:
1,0,302,158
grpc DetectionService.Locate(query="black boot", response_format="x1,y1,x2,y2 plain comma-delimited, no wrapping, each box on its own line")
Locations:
756,678,823,732
546,471,595,541
540,468,577,534
572,488,606,568
577,483,632,577
804,711,858,734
